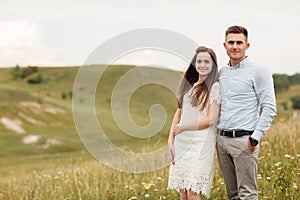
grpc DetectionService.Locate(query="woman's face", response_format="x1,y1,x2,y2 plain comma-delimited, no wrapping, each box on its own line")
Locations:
195,52,213,78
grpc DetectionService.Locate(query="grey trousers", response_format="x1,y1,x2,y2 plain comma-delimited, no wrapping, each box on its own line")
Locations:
216,134,259,200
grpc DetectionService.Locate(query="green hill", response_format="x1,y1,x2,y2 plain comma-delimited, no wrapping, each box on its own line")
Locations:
0,65,178,176
275,84,300,120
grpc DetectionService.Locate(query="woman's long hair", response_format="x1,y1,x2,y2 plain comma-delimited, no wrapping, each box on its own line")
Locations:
177,46,219,111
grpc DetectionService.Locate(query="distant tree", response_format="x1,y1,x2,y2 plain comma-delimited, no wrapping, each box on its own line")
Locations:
273,74,291,92
20,66,38,79
289,73,300,85
10,65,39,80
290,96,300,110
10,64,22,79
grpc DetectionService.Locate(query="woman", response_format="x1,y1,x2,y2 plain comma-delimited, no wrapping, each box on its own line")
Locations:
168,46,221,200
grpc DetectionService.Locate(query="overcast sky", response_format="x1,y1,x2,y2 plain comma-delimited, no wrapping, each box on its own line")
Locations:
0,0,299,74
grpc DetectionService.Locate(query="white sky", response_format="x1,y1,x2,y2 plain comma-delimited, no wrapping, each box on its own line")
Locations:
0,0,299,74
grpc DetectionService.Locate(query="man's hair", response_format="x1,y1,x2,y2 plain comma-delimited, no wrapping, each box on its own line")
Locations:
225,25,248,40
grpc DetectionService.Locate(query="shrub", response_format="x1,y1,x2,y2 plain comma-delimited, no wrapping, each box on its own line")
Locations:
290,96,300,110
273,74,290,92
10,64,22,79
61,92,67,99
27,74,43,84
20,66,39,79
280,101,288,110
10,65,39,80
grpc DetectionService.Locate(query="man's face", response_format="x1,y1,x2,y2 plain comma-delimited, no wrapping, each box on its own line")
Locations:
224,33,249,64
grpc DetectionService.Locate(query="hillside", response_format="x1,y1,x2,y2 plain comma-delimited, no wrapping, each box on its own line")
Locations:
275,84,300,120
0,65,178,176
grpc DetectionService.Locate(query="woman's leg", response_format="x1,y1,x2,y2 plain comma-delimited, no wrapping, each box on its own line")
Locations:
187,190,202,200
180,189,188,200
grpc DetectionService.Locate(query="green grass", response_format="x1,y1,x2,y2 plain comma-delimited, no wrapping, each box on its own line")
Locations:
0,66,299,199
0,117,299,199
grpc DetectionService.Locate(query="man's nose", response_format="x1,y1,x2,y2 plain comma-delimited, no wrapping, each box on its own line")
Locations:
232,43,238,48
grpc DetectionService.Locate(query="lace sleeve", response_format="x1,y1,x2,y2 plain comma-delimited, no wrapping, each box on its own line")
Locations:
209,82,221,105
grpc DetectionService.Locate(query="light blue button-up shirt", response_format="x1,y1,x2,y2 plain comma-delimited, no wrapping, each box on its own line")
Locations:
216,57,277,140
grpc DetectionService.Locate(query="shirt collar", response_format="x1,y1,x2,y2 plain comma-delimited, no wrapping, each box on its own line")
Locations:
226,57,249,68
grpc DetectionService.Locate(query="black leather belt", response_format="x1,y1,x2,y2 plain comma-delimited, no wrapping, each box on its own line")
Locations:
218,129,253,138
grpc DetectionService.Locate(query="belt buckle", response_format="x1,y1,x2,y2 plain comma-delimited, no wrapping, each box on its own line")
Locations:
219,129,223,136
232,130,235,138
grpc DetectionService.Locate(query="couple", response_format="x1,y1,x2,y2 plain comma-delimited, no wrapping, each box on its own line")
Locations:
168,25,277,200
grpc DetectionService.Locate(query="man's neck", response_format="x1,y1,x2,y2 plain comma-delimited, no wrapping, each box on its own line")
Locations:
230,56,247,67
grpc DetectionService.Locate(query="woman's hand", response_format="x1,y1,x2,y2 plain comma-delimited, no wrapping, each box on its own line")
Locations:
172,123,181,136
168,142,175,165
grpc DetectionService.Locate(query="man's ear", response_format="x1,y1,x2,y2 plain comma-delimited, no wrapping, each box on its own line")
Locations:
246,43,250,49
223,42,226,48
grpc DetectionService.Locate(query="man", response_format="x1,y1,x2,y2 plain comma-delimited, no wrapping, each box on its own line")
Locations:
216,25,277,200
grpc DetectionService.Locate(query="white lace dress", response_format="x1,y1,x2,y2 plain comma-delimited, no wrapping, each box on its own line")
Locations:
168,82,221,198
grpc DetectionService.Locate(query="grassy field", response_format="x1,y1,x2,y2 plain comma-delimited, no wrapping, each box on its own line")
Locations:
0,66,299,199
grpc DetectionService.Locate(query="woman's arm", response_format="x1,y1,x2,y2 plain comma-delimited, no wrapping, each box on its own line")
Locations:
173,102,220,135
168,108,182,144
168,108,181,165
